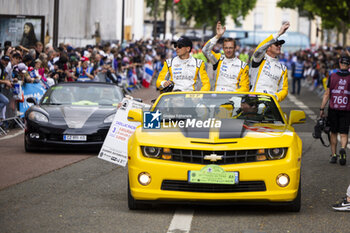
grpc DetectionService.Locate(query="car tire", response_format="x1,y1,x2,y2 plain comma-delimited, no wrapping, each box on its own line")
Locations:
286,181,301,212
24,139,35,153
127,180,151,210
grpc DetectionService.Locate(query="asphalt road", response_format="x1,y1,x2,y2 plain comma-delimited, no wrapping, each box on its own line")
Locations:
0,83,350,233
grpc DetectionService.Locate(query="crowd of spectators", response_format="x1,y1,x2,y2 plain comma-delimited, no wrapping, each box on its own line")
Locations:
0,39,178,130
0,37,349,132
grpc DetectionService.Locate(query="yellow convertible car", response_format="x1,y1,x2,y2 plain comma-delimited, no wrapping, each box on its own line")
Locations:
127,92,305,211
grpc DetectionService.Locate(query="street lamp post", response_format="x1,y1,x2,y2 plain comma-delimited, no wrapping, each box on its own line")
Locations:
53,0,59,48
121,0,125,44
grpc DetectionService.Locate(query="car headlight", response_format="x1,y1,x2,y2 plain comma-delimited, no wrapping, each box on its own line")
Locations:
104,113,115,123
141,146,162,158
28,111,48,123
267,148,287,160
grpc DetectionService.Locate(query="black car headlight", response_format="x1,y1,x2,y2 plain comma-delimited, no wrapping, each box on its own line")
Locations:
267,148,287,160
28,111,48,123
141,146,162,158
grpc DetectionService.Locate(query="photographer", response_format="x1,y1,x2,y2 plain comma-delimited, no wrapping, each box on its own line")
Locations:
320,56,350,165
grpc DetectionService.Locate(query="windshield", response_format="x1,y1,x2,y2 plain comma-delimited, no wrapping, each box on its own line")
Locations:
41,84,123,106
154,93,284,123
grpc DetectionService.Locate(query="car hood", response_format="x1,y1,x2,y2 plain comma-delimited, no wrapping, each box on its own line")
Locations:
133,119,296,149
40,105,116,128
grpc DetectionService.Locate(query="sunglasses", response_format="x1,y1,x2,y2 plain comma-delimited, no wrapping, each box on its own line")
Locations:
273,43,282,47
174,44,185,49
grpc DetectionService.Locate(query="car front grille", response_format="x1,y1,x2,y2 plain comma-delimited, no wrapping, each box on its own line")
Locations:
161,180,266,193
165,149,259,165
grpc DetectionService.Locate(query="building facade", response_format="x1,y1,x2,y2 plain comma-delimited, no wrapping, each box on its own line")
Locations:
0,0,144,47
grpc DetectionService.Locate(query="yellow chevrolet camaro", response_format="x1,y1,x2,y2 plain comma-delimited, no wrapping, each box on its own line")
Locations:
127,92,305,211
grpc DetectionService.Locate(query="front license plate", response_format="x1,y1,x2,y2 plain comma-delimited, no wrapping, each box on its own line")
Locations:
63,135,87,141
188,164,239,184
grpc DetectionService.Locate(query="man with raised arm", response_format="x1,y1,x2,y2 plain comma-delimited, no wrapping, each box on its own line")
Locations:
202,21,249,92
249,22,290,102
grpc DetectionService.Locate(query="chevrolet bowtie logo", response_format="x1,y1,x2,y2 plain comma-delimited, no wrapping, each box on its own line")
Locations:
204,153,223,162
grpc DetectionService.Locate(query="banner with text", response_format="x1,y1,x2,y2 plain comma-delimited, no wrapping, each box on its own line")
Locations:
98,98,150,166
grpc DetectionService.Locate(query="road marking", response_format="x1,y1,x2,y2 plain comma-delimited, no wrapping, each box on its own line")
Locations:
287,95,318,121
0,130,24,141
287,94,350,149
167,208,194,233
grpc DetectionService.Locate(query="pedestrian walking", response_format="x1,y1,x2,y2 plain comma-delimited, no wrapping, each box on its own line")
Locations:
291,56,305,95
320,56,350,165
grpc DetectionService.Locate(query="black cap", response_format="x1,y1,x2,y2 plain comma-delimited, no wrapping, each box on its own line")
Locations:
339,56,350,65
274,39,285,46
1,55,10,61
176,36,192,50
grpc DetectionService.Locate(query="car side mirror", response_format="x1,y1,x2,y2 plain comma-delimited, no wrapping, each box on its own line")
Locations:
288,110,306,125
26,97,38,105
128,108,143,122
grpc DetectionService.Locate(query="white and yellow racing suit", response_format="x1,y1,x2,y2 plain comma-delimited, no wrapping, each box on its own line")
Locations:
249,34,288,102
202,37,249,92
156,56,210,91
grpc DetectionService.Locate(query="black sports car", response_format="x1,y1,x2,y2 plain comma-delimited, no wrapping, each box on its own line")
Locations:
24,82,124,152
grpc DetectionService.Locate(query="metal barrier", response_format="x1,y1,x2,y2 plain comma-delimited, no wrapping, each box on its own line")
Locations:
0,86,22,136
0,116,25,135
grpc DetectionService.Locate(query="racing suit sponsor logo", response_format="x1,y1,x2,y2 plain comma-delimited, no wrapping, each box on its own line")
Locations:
262,69,280,81
174,75,195,80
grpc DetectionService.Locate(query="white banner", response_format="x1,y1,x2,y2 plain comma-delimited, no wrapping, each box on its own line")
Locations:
98,98,150,166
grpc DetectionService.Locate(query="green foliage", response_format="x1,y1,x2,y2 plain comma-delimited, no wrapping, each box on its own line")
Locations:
146,0,173,18
277,0,350,30
176,0,257,29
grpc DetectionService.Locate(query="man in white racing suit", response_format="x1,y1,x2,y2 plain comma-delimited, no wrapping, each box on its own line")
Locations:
249,21,290,102
202,21,249,92
156,36,210,92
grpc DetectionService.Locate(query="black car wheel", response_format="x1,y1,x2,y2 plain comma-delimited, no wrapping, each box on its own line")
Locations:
127,179,151,210
24,138,36,152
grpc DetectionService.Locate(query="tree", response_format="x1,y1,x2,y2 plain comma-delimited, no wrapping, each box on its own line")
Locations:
277,0,350,46
175,0,257,34
146,0,173,39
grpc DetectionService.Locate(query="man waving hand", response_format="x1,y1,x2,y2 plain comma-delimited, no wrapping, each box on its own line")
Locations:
249,22,290,102
202,21,249,92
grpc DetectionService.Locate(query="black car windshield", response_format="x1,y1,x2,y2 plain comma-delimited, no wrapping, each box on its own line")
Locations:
41,83,123,106
153,93,284,123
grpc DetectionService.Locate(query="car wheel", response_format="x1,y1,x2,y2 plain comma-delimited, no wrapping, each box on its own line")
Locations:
286,181,301,212
127,180,151,210
24,139,35,152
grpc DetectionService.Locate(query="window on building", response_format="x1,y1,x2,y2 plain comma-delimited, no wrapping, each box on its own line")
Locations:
282,11,290,24
254,12,263,30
